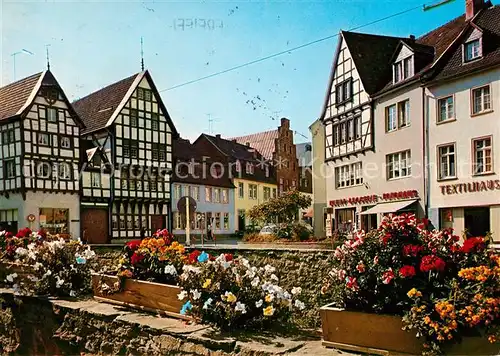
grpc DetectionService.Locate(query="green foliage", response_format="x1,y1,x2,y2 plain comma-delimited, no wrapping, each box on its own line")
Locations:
248,190,312,225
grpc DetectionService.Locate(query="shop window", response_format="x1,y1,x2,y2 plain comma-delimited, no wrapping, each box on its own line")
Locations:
0,209,18,234
336,208,355,233
39,208,69,234
464,207,490,238
439,208,454,230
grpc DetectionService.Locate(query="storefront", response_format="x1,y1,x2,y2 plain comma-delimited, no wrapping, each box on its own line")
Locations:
433,179,500,240
329,190,422,233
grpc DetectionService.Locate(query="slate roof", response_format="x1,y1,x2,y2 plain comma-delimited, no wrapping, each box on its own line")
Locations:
202,134,268,162
0,72,43,121
172,138,234,188
73,73,138,134
296,142,312,167
228,130,278,160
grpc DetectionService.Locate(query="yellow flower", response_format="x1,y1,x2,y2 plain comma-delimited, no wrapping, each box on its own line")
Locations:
424,316,431,324
407,288,422,298
203,279,212,289
225,292,237,303
263,305,275,316
488,335,497,343
265,294,274,303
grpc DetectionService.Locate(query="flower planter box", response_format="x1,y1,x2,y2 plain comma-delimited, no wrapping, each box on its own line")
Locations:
91,273,188,320
320,303,499,356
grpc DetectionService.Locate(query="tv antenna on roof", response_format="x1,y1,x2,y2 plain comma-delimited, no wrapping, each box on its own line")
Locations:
140,37,145,71
207,114,220,134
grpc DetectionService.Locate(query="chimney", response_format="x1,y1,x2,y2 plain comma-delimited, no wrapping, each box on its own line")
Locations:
216,134,221,139
466,0,485,21
280,117,289,127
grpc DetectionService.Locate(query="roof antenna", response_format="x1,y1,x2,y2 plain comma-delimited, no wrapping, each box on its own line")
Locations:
140,37,145,71
45,44,51,70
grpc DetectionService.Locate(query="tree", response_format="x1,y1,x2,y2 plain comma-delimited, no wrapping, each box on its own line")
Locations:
248,190,312,224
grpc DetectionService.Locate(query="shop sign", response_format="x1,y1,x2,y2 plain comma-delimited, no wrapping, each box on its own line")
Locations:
440,179,500,195
329,190,419,207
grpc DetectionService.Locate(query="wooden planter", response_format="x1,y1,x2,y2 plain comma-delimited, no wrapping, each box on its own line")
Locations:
320,303,499,356
91,273,188,320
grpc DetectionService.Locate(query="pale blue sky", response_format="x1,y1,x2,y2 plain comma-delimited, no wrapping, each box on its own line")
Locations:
0,0,481,142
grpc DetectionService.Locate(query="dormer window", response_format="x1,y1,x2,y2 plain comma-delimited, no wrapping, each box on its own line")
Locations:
394,56,413,83
335,78,352,105
464,39,482,62
245,162,254,174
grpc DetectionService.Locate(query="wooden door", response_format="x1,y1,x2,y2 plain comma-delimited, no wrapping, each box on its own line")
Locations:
81,208,109,244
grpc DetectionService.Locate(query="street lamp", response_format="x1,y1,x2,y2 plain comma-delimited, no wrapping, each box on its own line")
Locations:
11,49,34,81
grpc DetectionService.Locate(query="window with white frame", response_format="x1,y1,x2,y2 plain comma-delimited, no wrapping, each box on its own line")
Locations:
38,133,50,146
464,39,481,62
249,184,257,199
438,144,456,180
335,162,363,188
60,136,72,149
175,185,182,199
36,161,51,178
394,56,413,83
205,187,212,202
472,85,491,114
223,213,229,229
58,162,72,180
4,160,15,178
47,108,58,122
214,188,221,203
386,105,397,132
473,137,492,175
238,182,244,198
246,162,254,174
215,212,221,229
398,100,410,127
222,189,228,203
438,96,455,122
190,186,200,201
235,160,241,173
263,187,271,201
91,171,101,187
331,117,360,146
335,78,352,105
1,129,15,144
387,150,411,179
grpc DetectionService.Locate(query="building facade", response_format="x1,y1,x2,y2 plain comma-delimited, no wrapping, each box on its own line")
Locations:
171,138,236,236
310,119,327,238
73,70,178,241
296,142,313,224
0,71,83,237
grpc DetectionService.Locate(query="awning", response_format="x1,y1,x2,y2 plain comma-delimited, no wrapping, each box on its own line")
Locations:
359,199,417,215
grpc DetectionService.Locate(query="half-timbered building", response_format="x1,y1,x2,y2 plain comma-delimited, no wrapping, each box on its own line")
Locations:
73,70,178,241
0,70,84,237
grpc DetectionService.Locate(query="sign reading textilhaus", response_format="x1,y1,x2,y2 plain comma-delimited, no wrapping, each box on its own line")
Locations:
440,179,500,195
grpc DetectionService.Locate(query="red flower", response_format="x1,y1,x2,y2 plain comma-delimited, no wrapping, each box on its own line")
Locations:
381,233,392,245
37,229,47,239
16,228,32,238
130,252,145,265
224,253,233,262
346,276,359,291
461,237,485,253
399,265,416,278
188,250,201,264
126,240,142,251
420,255,446,272
356,262,365,273
382,269,395,284
403,244,423,257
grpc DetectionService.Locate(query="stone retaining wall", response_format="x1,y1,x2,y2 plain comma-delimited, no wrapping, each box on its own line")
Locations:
94,246,341,329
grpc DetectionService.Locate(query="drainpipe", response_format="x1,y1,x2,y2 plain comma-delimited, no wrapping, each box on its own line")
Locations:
423,87,430,220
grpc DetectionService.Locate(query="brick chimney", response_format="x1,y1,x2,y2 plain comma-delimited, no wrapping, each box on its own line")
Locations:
466,0,485,20
280,117,290,127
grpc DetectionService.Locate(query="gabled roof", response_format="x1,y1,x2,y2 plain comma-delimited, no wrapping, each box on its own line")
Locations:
73,70,178,137
228,130,279,160
199,133,268,162
0,72,44,121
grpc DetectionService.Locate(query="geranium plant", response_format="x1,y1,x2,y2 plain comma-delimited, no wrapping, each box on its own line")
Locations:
178,253,305,330
322,214,499,355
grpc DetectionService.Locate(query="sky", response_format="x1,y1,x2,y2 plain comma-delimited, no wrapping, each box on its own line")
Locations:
0,0,483,143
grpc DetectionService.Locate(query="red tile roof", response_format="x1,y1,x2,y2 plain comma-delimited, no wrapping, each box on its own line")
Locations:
228,130,279,160
0,72,43,121
73,72,138,134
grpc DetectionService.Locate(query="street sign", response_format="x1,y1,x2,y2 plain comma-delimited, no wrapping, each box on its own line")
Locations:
177,196,197,213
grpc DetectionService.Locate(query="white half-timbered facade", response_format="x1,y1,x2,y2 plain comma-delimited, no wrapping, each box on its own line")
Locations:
0,71,84,237
74,70,178,242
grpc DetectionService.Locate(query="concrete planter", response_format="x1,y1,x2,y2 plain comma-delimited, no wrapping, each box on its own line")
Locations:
320,303,499,356
91,273,188,320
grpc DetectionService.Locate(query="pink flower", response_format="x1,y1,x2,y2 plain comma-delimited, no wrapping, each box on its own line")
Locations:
356,262,365,273
373,256,379,265
334,247,343,259
382,269,394,284
346,276,359,291
338,269,347,281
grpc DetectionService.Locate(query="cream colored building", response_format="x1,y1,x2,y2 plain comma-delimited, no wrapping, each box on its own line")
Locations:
310,119,327,237
426,68,500,244
234,178,277,229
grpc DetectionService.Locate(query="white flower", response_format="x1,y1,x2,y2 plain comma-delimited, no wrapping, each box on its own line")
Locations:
56,276,65,288
27,243,36,251
5,273,18,283
69,290,76,297
16,248,28,257
294,300,306,310
240,258,250,268
182,265,201,274
235,301,247,314
291,287,302,295
191,289,201,300
82,247,96,259
164,265,177,276
251,277,260,287
28,275,39,282
255,299,263,308
270,274,279,281
203,298,213,310
177,290,188,300
264,265,276,274
28,251,37,260
244,269,256,279
284,291,292,300
33,262,43,271
43,270,52,277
